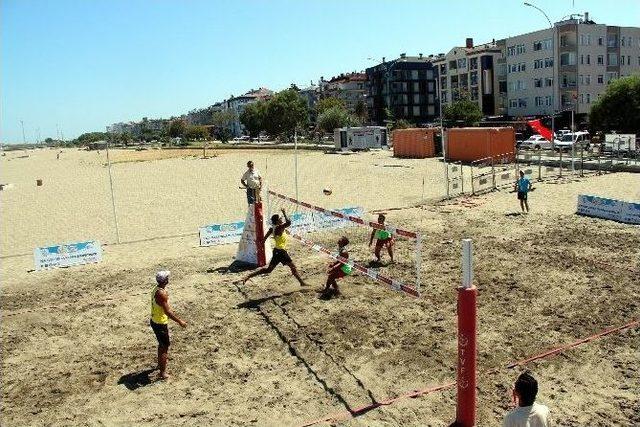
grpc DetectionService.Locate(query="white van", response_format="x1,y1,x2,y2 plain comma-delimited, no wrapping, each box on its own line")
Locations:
554,131,591,152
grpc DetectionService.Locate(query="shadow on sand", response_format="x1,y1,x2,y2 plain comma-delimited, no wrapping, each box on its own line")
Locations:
207,260,256,275
117,368,157,390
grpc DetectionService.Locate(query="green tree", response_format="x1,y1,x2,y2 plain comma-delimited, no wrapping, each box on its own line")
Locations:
184,125,210,140
211,110,237,143
589,75,640,133
168,120,187,138
317,106,358,133
392,119,413,130
354,99,368,125
75,132,109,145
315,97,346,115
240,101,265,138
443,98,482,127
262,88,308,139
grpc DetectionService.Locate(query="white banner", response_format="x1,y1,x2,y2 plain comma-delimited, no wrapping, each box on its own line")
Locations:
576,195,640,225
34,240,102,271
200,207,364,247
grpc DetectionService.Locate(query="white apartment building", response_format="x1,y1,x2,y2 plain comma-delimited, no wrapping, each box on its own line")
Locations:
226,87,273,136
433,38,503,116
505,13,640,118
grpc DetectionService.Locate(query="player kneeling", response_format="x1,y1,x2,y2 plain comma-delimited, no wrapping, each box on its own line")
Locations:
322,236,351,297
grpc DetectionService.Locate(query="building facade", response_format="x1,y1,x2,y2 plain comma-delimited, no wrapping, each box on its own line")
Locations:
319,73,367,114
504,14,640,118
366,54,438,125
226,87,273,136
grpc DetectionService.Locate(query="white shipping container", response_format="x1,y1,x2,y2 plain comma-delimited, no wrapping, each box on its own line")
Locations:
604,134,636,153
334,126,388,151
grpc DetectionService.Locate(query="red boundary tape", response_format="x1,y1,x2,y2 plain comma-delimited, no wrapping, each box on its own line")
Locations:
299,318,639,426
268,190,419,239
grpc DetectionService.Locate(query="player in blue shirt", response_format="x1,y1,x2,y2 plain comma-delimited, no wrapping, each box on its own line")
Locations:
515,170,532,213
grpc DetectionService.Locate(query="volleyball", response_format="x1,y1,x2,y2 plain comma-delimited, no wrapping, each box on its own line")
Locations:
323,188,332,195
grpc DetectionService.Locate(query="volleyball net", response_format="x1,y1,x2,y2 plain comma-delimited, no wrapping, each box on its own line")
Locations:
266,189,422,298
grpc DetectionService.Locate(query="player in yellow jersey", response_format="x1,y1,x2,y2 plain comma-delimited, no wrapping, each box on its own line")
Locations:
150,271,187,380
242,208,306,286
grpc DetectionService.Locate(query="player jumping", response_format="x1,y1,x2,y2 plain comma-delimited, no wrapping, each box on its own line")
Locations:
369,213,394,264
242,208,306,286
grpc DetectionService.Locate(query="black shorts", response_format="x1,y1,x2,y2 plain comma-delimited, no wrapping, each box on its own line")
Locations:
270,248,292,267
150,320,170,347
517,191,528,200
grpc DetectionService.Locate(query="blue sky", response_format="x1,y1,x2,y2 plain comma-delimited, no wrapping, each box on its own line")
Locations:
2,0,639,143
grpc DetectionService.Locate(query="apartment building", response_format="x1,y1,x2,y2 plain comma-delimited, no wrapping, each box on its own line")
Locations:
433,38,503,116
226,87,273,136
319,72,367,113
505,13,640,118
365,53,438,125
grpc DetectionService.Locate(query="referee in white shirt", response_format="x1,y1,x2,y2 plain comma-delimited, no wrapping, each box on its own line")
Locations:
240,160,262,204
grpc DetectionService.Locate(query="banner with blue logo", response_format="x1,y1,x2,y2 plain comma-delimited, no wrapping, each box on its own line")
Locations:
34,240,102,271
576,195,640,225
200,207,364,247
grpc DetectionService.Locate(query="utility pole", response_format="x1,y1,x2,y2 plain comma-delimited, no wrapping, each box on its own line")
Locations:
20,120,26,144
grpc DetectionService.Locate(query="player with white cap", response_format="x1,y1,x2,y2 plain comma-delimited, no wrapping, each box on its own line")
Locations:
150,270,187,380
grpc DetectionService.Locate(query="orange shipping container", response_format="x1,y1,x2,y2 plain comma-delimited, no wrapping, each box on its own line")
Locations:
392,128,438,158
445,127,515,163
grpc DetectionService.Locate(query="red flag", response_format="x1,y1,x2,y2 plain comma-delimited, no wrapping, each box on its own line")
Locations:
528,119,553,141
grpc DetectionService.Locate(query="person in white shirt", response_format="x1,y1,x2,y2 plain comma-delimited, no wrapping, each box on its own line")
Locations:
503,371,551,427
240,160,262,204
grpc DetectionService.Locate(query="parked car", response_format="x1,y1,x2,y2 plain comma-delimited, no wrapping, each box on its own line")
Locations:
554,131,591,152
519,135,552,150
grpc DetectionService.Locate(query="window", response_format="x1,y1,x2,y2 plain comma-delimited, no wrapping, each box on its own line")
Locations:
533,41,542,51
545,77,553,87
516,80,526,90
579,94,584,103
621,55,625,65
534,78,542,88
507,45,516,56
560,52,576,66
586,54,590,65
470,87,479,101
597,55,604,65
470,71,478,86
411,70,419,79
544,57,554,68
606,71,618,83
560,34,568,47
509,99,518,108
597,74,604,84
509,64,518,73
516,44,525,54
518,98,527,107
627,56,631,65
449,60,457,70
534,59,544,69
585,75,591,85
545,96,552,106
413,94,420,103
580,55,584,65
413,106,420,116
579,75,584,85
426,69,433,79
607,53,618,66
413,82,420,91
607,34,618,47
586,94,591,103
499,81,507,93
440,64,447,74
428,82,434,91
403,106,409,116
457,58,467,68
598,36,604,46
535,96,544,106
469,57,478,70
621,36,625,47
519,62,526,72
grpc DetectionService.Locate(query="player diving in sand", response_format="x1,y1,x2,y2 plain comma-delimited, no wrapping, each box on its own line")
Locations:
242,208,306,286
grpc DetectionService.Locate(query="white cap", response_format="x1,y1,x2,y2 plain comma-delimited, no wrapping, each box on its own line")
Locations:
156,270,170,284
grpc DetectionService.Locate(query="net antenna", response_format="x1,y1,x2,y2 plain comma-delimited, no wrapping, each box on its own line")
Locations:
267,188,423,298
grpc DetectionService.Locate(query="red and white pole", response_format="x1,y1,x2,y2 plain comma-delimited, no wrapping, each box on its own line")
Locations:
254,201,267,267
456,239,477,427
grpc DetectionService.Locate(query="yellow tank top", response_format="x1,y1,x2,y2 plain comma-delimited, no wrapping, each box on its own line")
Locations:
150,286,168,324
274,232,287,250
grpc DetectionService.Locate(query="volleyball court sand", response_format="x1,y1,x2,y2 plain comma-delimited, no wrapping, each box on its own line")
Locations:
1,150,639,426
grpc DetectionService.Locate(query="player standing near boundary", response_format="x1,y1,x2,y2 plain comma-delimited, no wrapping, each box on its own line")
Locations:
150,271,187,380
514,170,532,213
369,213,394,264
242,208,306,286
322,236,351,297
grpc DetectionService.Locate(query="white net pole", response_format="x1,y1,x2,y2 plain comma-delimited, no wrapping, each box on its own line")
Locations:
415,232,422,296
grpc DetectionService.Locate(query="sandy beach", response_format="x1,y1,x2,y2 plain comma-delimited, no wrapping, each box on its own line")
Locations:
1,147,639,426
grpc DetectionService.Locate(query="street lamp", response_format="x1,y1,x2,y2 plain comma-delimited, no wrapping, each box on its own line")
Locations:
524,2,556,144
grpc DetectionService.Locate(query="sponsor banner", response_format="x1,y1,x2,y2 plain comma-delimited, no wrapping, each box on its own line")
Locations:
199,220,245,246
620,201,640,225
576,195,640,225
200,207,364,247
34,240,102,271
